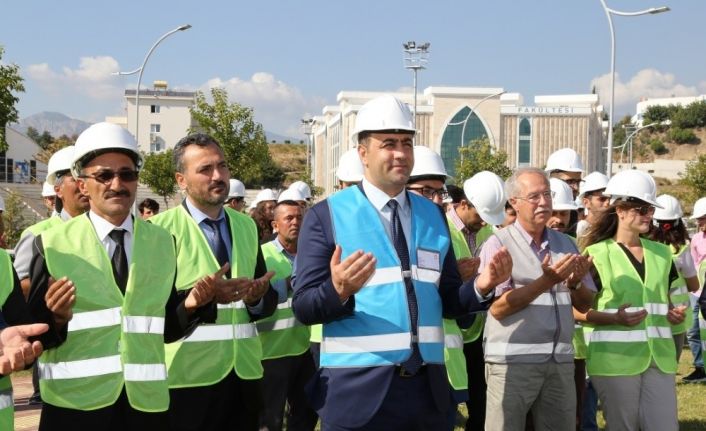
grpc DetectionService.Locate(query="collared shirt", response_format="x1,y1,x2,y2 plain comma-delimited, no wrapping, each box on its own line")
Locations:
89,210,134,264
691,231,706,268
14,210,74,279
270,237,295,303
447,205,480,256
184,198,232,259
479,220,596,296
362,178,488,301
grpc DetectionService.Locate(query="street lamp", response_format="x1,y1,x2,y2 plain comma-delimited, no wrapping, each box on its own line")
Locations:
598,1,669,177
114,24,191,149
301,118,315,179
615,122,658,167
458,90,506,149
402,41,430,131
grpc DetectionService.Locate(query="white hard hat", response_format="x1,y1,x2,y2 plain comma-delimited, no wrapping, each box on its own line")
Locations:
578,171,609,199
228,179,246,198
350,95,416,146
574,196,585,210
463,171,507,226
691,197,706,219
289,181,312,199
336,148,365,183
71,122,142,177
41,182,56,197
653,194,683,220
278,187,306,203
545,148,583,173
603,170,661,208
254,188,277,205
46,146,76,185
550,178,578,211
409,146,447,179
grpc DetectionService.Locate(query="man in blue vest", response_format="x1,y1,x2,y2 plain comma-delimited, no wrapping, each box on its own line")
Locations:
292,95,512,431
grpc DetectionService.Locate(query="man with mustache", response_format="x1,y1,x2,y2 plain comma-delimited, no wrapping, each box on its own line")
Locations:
292,95,513,430
27,123,216,430
257,199,318,431
478,167,595,431
150,133,277,431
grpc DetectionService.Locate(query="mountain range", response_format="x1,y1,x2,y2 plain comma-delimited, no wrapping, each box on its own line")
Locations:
14,111,298,143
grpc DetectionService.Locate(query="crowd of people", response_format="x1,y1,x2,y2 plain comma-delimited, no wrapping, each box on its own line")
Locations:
0,94,705,431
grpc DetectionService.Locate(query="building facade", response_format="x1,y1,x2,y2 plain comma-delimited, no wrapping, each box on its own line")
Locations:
110,81,196,154
311,87,605,195
1,126,47,183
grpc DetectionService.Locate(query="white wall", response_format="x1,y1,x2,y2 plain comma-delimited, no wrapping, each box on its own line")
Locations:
4,126,47,182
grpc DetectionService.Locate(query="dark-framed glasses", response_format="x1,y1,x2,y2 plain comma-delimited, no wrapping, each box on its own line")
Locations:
407,186,448,200
80,170,139,184
629,205,655,216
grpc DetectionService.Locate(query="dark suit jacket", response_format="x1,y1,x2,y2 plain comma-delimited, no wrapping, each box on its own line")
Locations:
292,193,490,427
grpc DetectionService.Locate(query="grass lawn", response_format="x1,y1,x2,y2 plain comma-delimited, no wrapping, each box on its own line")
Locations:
451,349,706,430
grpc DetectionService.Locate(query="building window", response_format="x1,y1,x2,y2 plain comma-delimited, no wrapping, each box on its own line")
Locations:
518,117,531,166
150,105,160,113
150,124,163,152
440,106,488,178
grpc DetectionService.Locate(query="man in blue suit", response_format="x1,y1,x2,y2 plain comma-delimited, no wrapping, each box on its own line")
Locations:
292,95,512,431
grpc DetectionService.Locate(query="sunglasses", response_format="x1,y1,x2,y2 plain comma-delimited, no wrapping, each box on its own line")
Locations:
628,205,655,216
80,170,139,184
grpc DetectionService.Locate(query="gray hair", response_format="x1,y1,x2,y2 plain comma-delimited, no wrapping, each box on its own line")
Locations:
505,167,549,198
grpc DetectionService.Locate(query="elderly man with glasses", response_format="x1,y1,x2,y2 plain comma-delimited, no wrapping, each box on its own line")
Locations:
478,167,595,431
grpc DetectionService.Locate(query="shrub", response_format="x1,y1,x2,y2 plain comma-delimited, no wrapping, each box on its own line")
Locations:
669,128,697,144
650,138,668,155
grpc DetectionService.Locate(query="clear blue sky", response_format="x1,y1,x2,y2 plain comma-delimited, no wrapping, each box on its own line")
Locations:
2,0,704,137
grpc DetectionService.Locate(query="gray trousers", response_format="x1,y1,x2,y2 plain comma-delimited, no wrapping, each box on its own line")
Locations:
592,365,678,431
484,362,575,431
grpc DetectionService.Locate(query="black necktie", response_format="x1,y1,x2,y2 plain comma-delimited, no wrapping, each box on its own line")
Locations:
204,219,230,273
387,199,423,374
109,229,128,293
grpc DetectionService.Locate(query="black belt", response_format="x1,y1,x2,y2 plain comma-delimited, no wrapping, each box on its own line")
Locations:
395,365,427,378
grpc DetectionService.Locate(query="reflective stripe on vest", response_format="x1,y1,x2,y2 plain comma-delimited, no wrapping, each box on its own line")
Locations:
39,215,174,412
443,319,467,390
484,225,578,364
669,245,693,334
322,187,449,367
151,205,263,387
585,238,677,376
0,388,12,409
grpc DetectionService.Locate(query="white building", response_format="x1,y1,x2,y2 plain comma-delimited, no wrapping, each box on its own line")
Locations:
632,95,706,126
1,126,47,183
312,87,605,195
109,81,196,153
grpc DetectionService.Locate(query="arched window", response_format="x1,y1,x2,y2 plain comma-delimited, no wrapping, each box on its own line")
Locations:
440,107,488,178
518,117,531,166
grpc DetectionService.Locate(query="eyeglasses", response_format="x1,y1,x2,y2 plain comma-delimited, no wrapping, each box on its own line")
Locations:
80,170,139,184
629,205,655,216
562,179,582,187
514,190,554,204
407,186,448,200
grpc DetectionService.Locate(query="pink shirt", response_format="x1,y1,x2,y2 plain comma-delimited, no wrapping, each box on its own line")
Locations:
690,231,706,268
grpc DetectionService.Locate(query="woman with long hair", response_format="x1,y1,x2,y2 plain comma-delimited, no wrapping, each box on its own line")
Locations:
579,170,685,431
648,194,701,362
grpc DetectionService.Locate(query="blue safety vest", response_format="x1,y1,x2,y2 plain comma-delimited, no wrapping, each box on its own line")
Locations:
322,186,449,367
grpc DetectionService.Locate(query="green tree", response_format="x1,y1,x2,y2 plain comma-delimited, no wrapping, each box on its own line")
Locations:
454,137,512,183
140,149,177,208
190,87,283,187
2,190,35,248
0,46,25,152
34,134,73,164
680,154,706,204
289,166,323,198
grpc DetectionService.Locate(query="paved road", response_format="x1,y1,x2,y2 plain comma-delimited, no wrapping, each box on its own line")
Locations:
11,373,40,431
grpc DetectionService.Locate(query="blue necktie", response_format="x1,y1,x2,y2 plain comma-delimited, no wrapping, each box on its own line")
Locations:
387,199,423,374
204,219,230,276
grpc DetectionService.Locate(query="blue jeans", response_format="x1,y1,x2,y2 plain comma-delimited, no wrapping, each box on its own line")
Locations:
687,300,704,368
581,379,599,431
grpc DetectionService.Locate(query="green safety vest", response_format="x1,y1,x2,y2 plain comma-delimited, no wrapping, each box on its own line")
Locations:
257,241,310,360
20,215,63,238
38,215,175,411
669,245,693,335
0,250,14,429
447,219,492,344
442,319,467,390
150,205,262,387
585,239,676,376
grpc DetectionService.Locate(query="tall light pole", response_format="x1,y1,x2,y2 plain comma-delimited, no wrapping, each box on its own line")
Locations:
114,24,191,148
616,122,657,167
403,41,430,131
301,118,315,179
598,1,669,177
459,90,506,149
